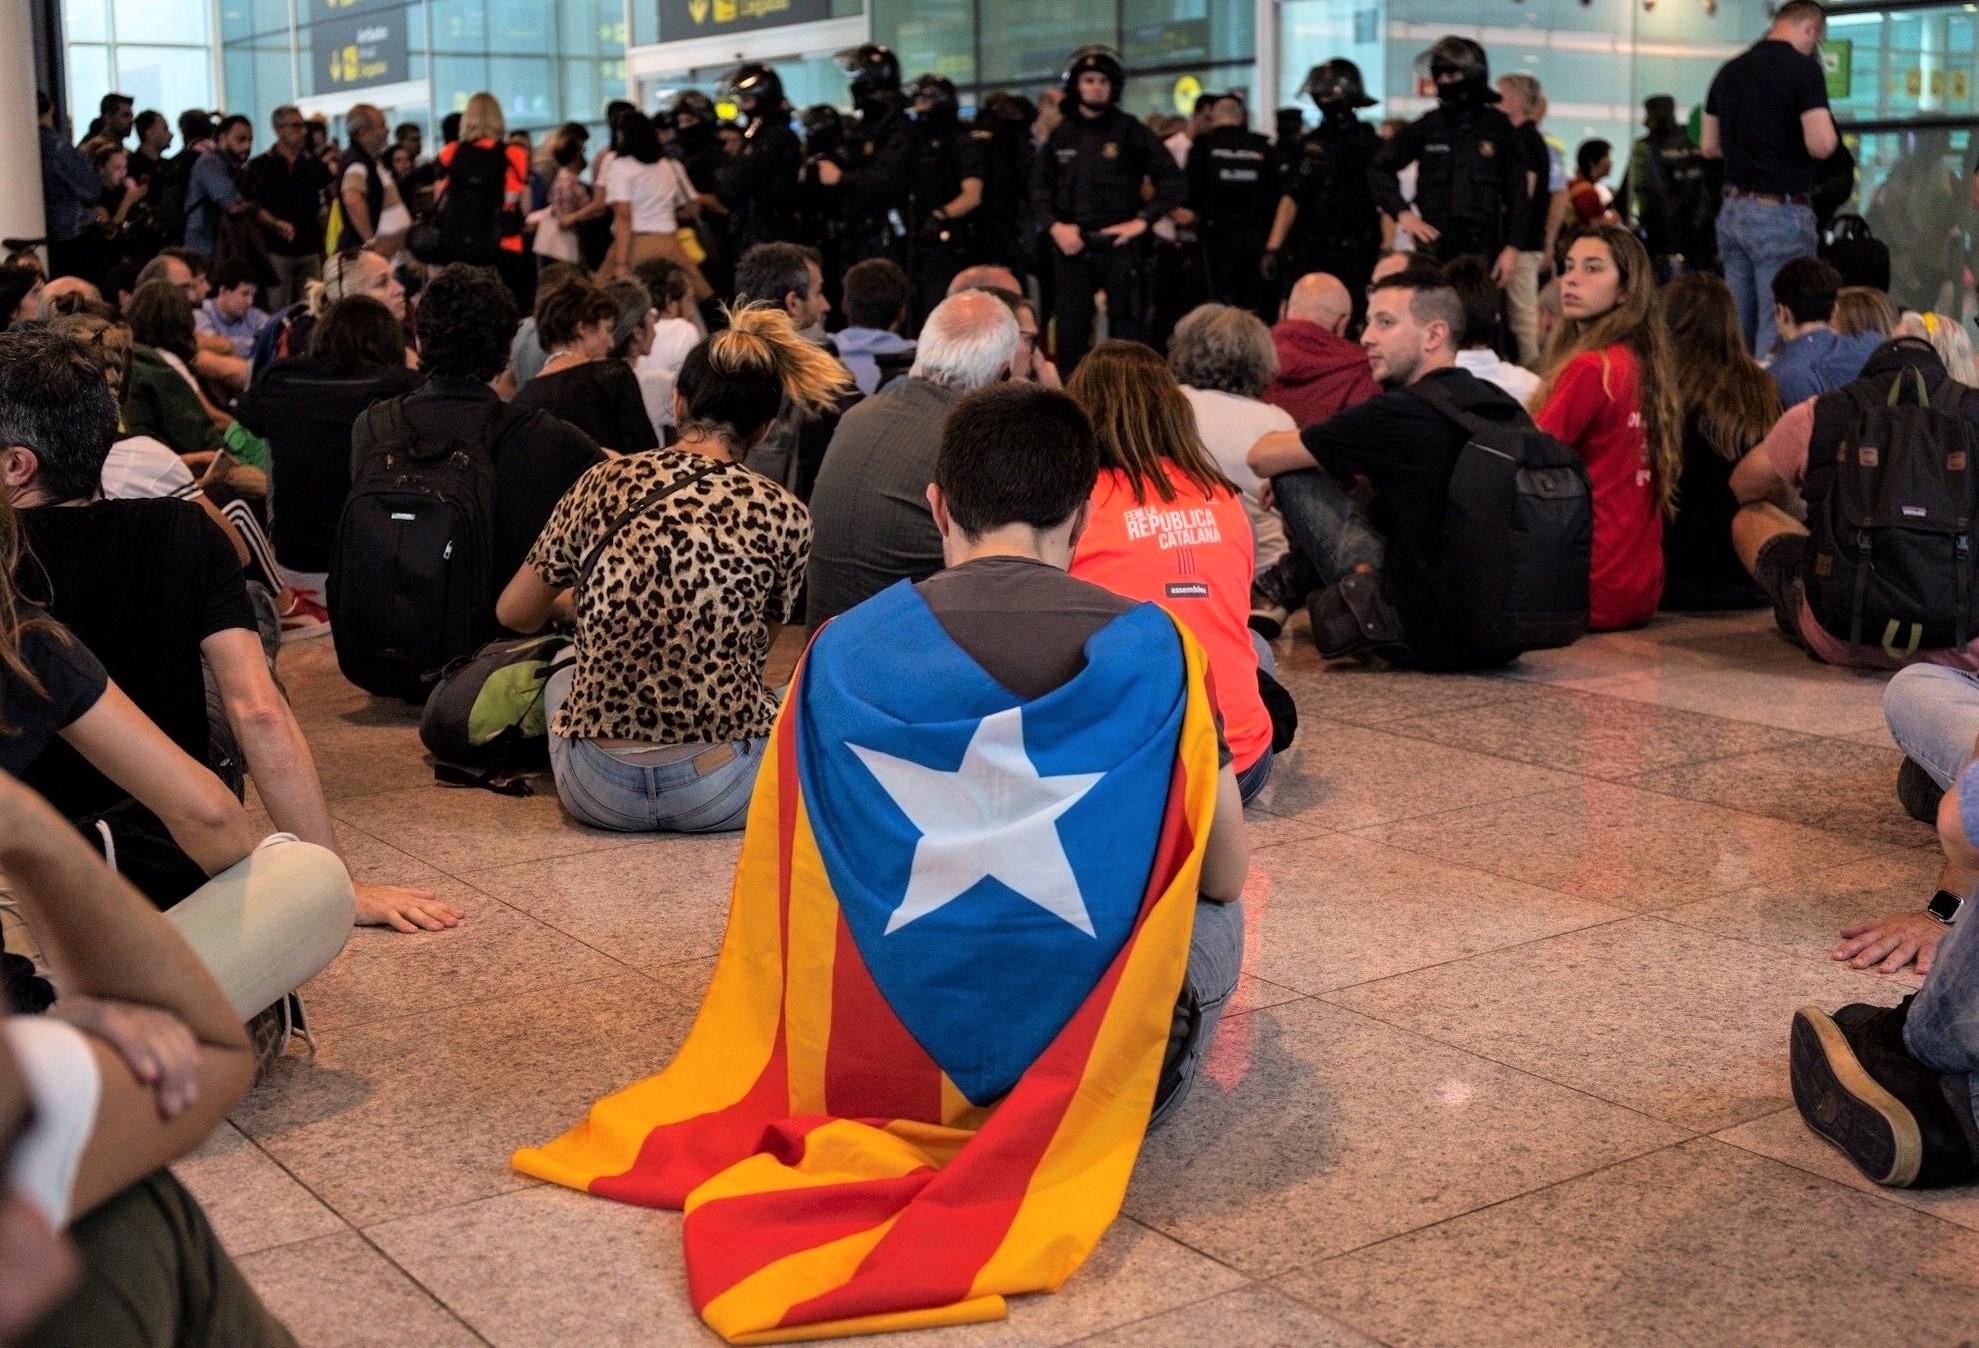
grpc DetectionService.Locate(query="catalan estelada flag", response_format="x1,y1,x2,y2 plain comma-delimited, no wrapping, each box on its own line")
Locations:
513,580,1221,1343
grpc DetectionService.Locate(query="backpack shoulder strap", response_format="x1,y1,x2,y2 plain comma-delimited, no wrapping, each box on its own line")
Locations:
1407,373,1527,439
574,460,722,606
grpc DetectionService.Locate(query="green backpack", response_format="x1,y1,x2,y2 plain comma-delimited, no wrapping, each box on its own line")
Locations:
418,633,571,793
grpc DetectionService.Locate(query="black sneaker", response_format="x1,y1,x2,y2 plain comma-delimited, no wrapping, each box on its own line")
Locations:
1790,998,1979,1188
1896,756,1946,826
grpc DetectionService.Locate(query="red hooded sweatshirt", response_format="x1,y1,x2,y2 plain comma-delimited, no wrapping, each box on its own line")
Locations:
1263,320,1381,429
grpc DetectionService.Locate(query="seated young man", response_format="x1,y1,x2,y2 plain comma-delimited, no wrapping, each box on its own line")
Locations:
1245,266,1529,668
193,260,272,361
1731,334,1979,670
1792,744,1979,1189
1766,256,1881,409
0,772,299,1347
898,381,1250,1122
0,328,455,933
832,257,917,396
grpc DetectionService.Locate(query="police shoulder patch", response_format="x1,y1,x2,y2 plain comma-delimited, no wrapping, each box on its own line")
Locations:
1102,142,1120,159
1479,140,1495,158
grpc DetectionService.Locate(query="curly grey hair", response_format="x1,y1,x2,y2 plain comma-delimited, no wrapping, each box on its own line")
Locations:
1168,303,1278,400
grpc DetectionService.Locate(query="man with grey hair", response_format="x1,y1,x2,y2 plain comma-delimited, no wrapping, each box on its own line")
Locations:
339,103,409,251
804,290,1021,629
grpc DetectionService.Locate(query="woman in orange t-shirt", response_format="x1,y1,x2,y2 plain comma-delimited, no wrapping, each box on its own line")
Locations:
1067,340,1279,800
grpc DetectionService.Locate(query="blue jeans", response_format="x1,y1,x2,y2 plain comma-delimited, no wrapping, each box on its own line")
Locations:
1883,665,1979,792
1272,465,1387,586
1904,838,1979,1120
1149,897,1245,1129
1235,629,1276,803
1717,195,1817,357
543,667,765,833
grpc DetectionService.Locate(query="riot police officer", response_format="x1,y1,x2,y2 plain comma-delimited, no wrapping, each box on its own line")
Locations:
815,44,915,266
968,92,1036,288
903,74,986,320
667,90,735,297
1186,92,1281,324
1029,45,1184,372
1265,60,1383,324
798,103,848,293
1370,36,1528,283
716,64,803,252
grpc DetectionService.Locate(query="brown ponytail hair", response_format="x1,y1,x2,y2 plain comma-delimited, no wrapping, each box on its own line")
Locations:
1065,340,1235,505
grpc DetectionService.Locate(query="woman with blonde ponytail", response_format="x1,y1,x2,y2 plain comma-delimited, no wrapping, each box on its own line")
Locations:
1531,222,1681,630
497,302,852,833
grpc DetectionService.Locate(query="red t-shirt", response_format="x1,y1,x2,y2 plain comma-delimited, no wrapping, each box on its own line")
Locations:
1536,345,1663,629
437,140,532,254
1070,463,1271,772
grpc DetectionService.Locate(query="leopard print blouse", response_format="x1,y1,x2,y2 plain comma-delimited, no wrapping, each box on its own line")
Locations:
527,448,810,744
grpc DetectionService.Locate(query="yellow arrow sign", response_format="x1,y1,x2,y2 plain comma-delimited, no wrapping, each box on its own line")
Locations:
688,0,708,21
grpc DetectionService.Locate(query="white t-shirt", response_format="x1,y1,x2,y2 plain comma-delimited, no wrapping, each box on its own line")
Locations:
342,159,409,237
638,316,700,378
102,434,203,502
637,364,677,441
604,156,691,234
4,1017,102,1231
1454,349,1541,404
1182,385,1297,570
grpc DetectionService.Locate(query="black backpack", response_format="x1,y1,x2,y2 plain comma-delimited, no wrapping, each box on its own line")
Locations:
1822,214,1893,294
1412,376,1594,664
439,141,511,265
1804,367,1979,659
329,397,539,700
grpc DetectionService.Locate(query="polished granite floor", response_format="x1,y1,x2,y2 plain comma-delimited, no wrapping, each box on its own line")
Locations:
178,609,1979,1347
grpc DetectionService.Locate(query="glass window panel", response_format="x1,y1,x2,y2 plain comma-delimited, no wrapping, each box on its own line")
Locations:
562,57,602,124
430,0,487,54
114,47,216,127
875,0,974,88
1122,0,1250,69
488,56,554,130
484,0,551,54
113,0,209,44
225,49,257,119
1118,59,1253,123
977,0,1112,86
66,0,110,44
64,45,113,140
632,4,657,47
432,54,490,116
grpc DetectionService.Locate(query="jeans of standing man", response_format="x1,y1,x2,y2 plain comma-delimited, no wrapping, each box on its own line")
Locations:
1716,194,1817,357
1883,665,1979,791
1149,896,1245,1129
543,665,766,834
1903,761,1979,1123
1272,464,1388,587
262,252,321,313
1507,249,1545,366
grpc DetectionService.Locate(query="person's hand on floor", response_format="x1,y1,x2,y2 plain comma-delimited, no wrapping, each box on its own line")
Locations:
1833,910,1947,975
354,881,464,934
52,996,202,1118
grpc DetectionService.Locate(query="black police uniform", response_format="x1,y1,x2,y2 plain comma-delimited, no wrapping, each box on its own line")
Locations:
966,110,1033,284
838,94,915,265
718,110,803,252
1282,112,1383,317
798,107,849,304
906,109,987,319
1371,95,1527,270
1187,122,1281,324
673,120,735,294
1030,106,1184,371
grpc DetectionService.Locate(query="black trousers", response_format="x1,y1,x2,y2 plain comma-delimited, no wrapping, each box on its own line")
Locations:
1050,239,1147,374
1205,226,1274,326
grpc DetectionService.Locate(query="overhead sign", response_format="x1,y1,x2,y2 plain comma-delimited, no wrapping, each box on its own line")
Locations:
659,0,830,42
307,0,402,22
1820,38,1851,100
1172,75,1201,116
311,7,410,95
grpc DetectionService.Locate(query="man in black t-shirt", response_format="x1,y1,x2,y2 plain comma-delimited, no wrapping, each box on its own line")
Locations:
1247,267,1527,668
0,328,460,934
1702,0,1839,356
901,381,1249,1125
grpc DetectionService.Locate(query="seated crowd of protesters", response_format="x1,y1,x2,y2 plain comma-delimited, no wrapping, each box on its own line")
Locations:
15,64,1979,1344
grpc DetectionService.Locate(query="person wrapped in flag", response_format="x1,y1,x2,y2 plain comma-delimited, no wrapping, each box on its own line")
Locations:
515,383,1251,1343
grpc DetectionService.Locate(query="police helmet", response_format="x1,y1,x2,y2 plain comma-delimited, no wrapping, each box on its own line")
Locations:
1301,59,1376,110
720,63,785,118
907,74,959,116
800,103,844,155
666,90,717,129
1062,45,1125,105
835,44,902,97
1414,36,1497,97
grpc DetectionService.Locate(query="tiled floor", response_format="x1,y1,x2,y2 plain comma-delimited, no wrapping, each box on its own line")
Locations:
178,609,1977,1347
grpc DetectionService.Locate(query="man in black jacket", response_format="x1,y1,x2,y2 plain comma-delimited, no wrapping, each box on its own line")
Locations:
1029,46,1184,373
1371,36,1528,285
818,44,915,267
1187,93,1279,325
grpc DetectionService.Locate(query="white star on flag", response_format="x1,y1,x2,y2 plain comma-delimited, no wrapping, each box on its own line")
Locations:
850,706,1103,937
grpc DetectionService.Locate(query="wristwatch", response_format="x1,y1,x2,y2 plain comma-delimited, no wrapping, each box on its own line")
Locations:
1927,889,1965,925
